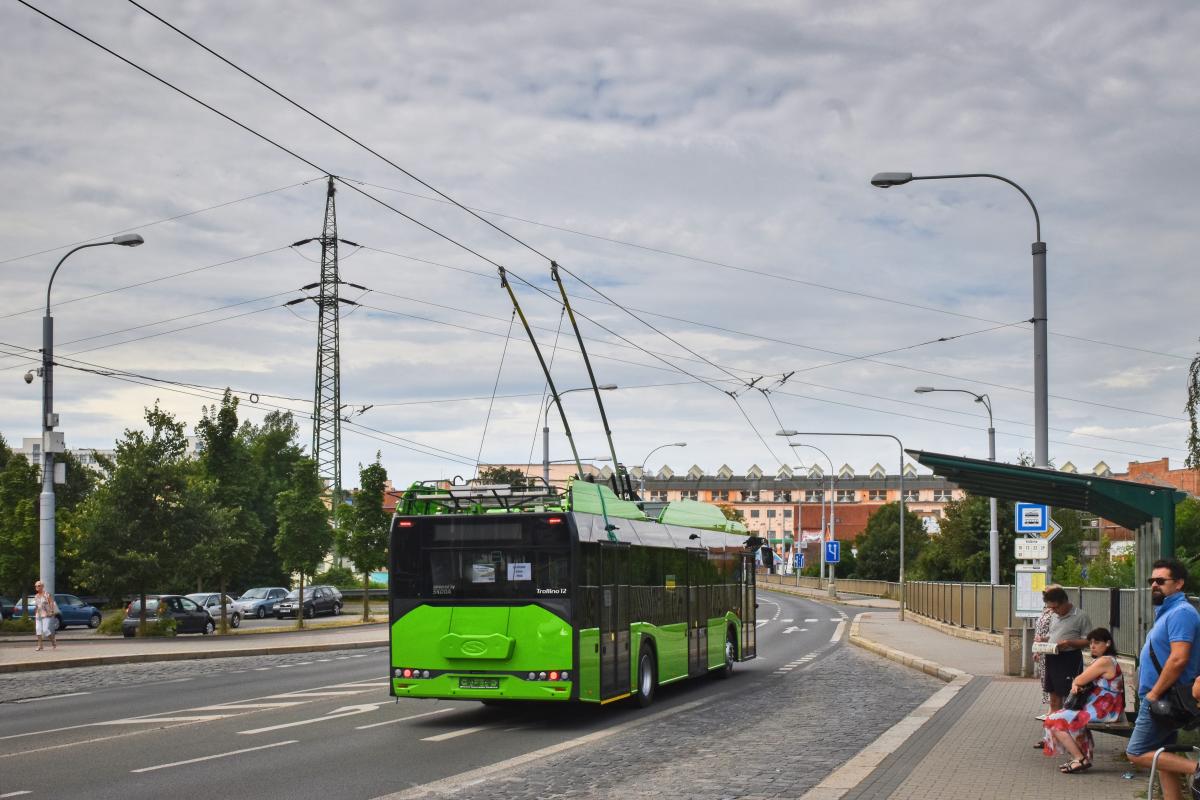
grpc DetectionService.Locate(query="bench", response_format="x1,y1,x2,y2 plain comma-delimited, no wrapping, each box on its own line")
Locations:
1087,710,1136,738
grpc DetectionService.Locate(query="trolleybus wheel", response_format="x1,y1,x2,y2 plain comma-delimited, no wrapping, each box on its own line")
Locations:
635,646,656,708
715,627,736,679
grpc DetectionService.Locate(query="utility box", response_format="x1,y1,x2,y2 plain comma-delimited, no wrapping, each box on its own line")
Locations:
54,462,66,485
43,431,66,454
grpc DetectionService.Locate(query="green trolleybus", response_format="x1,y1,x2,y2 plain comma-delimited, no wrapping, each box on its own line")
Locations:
388,479,757,706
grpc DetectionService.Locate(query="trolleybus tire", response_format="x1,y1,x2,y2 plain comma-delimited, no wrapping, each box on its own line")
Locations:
714,626,736,679
635,645,656,708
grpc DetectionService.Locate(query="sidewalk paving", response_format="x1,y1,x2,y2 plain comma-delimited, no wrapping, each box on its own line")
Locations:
841,611,1142,799
0,623,387,673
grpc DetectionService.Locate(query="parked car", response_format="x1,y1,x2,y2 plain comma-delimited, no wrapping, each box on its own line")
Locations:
0,595,14,620
13,594,103,629
186,593,242,628
233,587,288,619
275,586,342,619
122,595,214,637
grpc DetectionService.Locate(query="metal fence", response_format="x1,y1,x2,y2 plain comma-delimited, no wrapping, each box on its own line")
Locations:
757,573,1145,657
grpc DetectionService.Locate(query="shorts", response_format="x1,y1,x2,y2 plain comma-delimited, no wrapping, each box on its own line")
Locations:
35,616,56,637
1127,693,1179,756
1043,650,1084,697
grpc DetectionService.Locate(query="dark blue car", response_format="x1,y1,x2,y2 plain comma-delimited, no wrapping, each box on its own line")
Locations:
14,594,103,630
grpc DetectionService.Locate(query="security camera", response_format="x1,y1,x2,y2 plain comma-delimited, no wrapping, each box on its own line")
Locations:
23,371,34,384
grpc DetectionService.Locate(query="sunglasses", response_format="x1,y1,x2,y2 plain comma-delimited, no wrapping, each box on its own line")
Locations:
1149,577,1177,586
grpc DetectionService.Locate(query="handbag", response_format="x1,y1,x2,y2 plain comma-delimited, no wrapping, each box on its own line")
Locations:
1148,644,1200,730
1063,684,1093,711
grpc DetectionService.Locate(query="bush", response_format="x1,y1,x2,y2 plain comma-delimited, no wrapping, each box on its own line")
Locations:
0,617,35,633
98,613,177,637
97,612,126,636
313,565,360,589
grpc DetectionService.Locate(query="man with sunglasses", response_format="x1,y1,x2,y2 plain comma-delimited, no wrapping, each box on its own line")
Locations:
1126,559,1200,800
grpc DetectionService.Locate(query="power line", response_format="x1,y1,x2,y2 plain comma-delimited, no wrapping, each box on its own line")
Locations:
0,179,319,268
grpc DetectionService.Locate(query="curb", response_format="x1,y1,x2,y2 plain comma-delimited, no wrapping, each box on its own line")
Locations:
0,636,387,674
847,614,967,683
906,611,1003,647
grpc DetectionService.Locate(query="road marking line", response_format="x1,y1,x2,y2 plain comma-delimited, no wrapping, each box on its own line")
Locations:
15,691,91,703
781,618,793,623
355,708,455,730
829,618,842,622
830,620,846,643
1,791,33,797
238,703,381,735
101,715,233,725
421,725,488,742
254,667,271,671
804,618,818,622
267,690,369,698
192,702,305,711
277,664,294,668
131,740,296,773
331,681,389,688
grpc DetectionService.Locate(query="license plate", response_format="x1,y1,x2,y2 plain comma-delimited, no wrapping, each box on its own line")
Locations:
458,677,499,690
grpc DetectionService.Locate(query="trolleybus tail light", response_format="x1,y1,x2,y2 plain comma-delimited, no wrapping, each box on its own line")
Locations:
547,517,563,525
403,669,413,678
549,671,559,681
526,671,568,681
398,520,414,528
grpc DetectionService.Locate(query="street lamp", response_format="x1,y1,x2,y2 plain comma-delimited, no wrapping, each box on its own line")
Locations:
786,442,836,594
40,234,145,594
542,385,616,484
871,171,1048,469
915,386,999,584
779,430,909,619
638,442,687,499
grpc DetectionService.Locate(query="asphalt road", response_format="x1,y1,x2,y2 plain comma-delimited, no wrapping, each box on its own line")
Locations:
0,591,939,800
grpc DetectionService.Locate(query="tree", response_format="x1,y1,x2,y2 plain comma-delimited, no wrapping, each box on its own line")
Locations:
716,504,745,523
477,466,528,486
854,502,927,581
275,458,333,629
240,411,305,587
916,495,1017,582
335,455,390,621
75,405,196,632
0,435,38,599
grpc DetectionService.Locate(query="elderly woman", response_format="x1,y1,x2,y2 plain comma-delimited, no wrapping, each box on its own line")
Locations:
1032,585,1060,724
1042,627,1125,773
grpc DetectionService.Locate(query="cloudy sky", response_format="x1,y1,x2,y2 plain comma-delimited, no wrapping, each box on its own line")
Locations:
2,1,1197,489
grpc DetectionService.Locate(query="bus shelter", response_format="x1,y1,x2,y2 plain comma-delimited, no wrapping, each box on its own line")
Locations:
907,449,1189,656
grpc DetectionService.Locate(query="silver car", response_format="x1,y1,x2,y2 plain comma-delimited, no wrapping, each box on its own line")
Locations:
186,593,242,628
233,587,288,619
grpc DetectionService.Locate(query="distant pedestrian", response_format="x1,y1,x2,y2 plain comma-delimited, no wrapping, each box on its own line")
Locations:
1042,627,1125,773
1043,586,1092,714
1125,559,1200,800
32,580,58,651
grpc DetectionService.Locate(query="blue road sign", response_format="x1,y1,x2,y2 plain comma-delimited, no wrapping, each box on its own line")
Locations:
1015,502,1050,534
794,552,805,569
824,541,841,564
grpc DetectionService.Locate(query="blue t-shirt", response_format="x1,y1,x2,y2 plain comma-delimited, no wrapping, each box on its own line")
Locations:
1139,591,1200,695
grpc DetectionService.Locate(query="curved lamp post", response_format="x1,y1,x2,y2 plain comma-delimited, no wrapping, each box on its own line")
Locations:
786,442,837,593
638,441,687,499
779,430,908,619
916,386,999,584
871,171,1047,469
41,234,145,593
542,385,616,484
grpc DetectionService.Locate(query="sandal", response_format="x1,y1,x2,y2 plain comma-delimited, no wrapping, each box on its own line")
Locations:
1059,758,1090,774
1034,741,1046,749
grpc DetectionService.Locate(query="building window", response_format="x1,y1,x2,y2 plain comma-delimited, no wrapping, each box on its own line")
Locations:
783,509,793,518
805,490,824,503
836,489,855,503
868,489,886,502
713,490,729,502
743,490,760,502
776,490,792,503
933,490,952,502
903,489,919,502
750,509,760,518
680,490,698,501
650,490,667,502
767,509,776,518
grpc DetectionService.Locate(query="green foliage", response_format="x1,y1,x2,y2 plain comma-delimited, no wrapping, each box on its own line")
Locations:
830,545,857,578
313,564,360,589
275,459,333,628
1053,539,1135,588
1052,555,1086,586
477,466,529,486
335,456,390,621
913,496,1015,582
97,612,126,636
74,405,197,615
0,438,39,598
1187,350,1200,469
716,504,745,523
0,616,34,633
239,411,306,587
855,503,927,580
132,616,177,637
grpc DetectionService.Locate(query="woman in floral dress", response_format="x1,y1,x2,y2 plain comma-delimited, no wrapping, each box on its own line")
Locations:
1042,627,1124,773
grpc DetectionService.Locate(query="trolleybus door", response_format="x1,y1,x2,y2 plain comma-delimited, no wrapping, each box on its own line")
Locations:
599,541,631,700
741,552,757,659
686,548,708,676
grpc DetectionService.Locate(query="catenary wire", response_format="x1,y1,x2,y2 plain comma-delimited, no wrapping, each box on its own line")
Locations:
474,310,517,475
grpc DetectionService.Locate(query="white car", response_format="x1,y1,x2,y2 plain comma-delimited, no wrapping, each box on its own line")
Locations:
186,593,242,628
